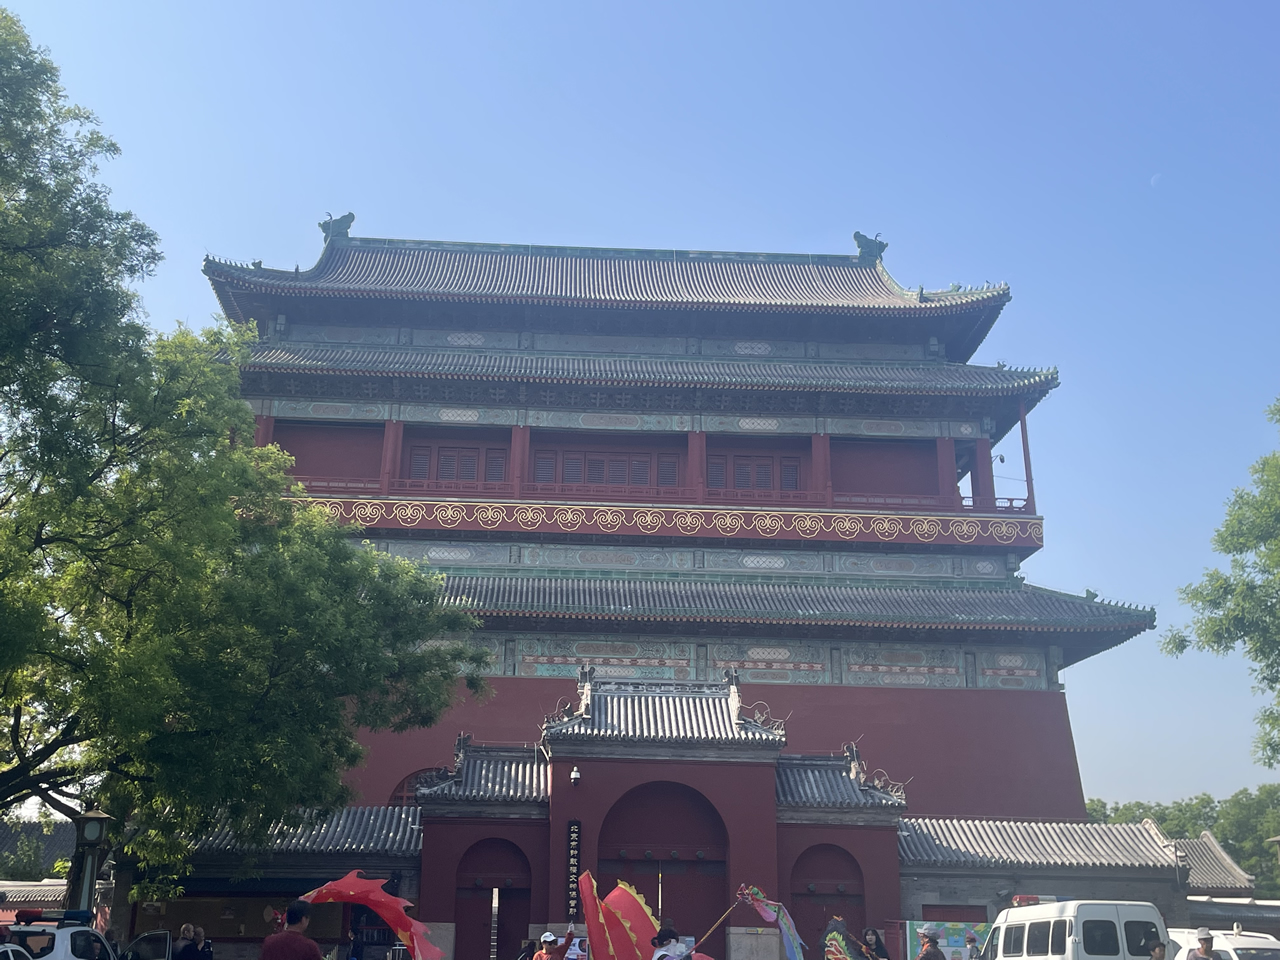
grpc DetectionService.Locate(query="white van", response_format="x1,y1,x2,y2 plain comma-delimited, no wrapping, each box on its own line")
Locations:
982,901,1169,960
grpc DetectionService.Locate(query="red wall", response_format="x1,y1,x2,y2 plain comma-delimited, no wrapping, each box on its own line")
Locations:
273,422,384,477
353,678,1087,821
831,439,938,495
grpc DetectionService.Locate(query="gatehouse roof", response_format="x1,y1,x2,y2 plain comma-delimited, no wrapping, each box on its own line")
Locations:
775,755,906,809
542,675,786,748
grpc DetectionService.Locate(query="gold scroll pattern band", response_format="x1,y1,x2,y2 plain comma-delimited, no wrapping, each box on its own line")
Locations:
301,498,1044,546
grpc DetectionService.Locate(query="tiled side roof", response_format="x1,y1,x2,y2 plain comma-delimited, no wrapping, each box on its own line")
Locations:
205,237,1009,316
241,343,1056,398
898,818,1177,870
441,575,1155,636
418,746,549,803
195,806,421,857
0,821,74,875
1178,833,1256,892
543,682,786,745
0,879,72,902
776,756,905,809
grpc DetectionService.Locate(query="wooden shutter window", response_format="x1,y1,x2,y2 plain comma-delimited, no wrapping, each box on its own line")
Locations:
438,448,479,482
586,457,606,485
485,449,507,482
781,458,800,490
707,456,727,488
754,459,773,489
733,457,753,489
534,452,556,484
630,457,650,486
564,455,584,484
409,446,431,480
607,457,628,485
657,455,679,487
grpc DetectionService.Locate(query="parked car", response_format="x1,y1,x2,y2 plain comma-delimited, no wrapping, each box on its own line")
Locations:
1165,929,1280,960
982,900,1168,960
0,942,36,960
7,912,169,960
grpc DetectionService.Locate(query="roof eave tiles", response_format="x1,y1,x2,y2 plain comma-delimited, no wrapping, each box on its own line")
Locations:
202,237,1010,318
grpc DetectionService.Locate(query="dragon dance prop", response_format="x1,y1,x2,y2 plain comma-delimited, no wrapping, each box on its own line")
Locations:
302,870,443,960
821,917,878,960
738,885,806,960
578,872,658,960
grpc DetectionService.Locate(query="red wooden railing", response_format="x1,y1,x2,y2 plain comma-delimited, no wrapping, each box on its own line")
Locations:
293,476,1032,514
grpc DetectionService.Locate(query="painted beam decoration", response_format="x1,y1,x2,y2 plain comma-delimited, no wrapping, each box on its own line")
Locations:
301,498,1044,547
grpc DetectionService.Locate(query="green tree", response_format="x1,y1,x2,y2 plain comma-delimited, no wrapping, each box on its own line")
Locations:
1164,399,1280,765
0,9,488,890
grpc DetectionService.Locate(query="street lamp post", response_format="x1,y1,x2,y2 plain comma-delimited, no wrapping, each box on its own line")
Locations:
66,810,113,914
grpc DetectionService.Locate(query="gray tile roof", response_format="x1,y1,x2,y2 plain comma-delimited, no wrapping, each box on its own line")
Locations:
899,818,1178,870
241,343,1055,398
1178,833,1255,892
775,756,905,809
0,820,75,875
543,680,786,745
195,806,421,857
441,575,1155,638
206,237,1009,317
0,879,73,902
418,746,549,803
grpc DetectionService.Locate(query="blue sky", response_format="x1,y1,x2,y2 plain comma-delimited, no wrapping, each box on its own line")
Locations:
13,1,1280,804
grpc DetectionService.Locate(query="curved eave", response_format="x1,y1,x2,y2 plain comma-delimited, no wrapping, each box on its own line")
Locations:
203,242,1011,321
453,604,1155,637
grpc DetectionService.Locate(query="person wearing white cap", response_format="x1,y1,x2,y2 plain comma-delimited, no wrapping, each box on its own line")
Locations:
1192,929,1217,960
916,926,945,960
534,926,576,960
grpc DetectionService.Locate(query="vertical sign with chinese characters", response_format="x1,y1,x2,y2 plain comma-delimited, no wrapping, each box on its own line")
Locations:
567,819,582,920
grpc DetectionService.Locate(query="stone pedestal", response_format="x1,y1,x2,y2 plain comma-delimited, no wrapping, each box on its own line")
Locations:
727,926,781,960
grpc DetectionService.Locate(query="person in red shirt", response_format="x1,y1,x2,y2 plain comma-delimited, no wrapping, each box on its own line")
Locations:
262,901,324,960
533,927,576,960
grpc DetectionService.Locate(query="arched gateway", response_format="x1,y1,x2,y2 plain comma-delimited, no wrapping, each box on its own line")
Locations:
597,782,729,960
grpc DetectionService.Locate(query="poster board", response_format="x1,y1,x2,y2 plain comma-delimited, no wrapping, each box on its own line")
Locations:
907,922,992,960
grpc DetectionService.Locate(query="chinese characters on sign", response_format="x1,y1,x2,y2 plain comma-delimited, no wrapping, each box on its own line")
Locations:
567,820,582,920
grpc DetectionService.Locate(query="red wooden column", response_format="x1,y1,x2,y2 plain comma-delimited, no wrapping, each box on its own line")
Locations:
1019,399,1037,514
253,415,275,447
687,430,707,502
935,437,959,508
510,425,531,498
379,420,404,495
811,433,832,507
972,437,996,510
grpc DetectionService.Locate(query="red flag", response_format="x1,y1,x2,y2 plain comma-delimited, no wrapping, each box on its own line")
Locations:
302,871,442,960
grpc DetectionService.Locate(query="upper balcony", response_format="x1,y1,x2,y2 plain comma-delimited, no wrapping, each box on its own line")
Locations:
262,419,1035,517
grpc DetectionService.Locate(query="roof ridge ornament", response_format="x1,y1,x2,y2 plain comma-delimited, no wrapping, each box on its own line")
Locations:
853,230,888,266
319,211,355,244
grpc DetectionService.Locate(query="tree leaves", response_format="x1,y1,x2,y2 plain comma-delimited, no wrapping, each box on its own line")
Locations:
1164,398,1280,765
0,9,488,889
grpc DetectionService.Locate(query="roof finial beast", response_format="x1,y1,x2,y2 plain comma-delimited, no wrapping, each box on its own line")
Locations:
853,231,888,265
319,211,355,244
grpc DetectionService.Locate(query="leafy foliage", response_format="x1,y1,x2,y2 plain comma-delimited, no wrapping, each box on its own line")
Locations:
1164,399,1280,765
1088,786,1280,897
0,9,488,891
